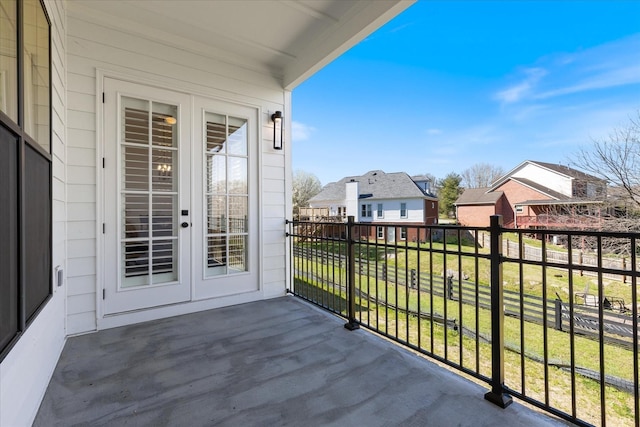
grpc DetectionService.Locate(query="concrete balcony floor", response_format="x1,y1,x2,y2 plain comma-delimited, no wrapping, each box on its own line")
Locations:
35,296,567,426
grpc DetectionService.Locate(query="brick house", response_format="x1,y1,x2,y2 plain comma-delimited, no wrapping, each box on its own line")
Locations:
306,170,438,242
455,160,606,228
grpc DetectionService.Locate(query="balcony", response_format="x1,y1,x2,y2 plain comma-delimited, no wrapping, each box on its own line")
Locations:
287,216,639,427
34,297,561,426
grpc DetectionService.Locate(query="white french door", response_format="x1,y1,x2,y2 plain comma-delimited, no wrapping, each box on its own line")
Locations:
192,97,258,299
103,79,191,314
103,79,259,315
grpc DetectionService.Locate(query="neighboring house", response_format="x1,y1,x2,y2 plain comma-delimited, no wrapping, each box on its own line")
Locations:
0,2,414,425
455,160,606,228
307,170,438,242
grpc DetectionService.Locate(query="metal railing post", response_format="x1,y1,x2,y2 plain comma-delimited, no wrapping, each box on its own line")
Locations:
484,215,513,408
344,215,359,330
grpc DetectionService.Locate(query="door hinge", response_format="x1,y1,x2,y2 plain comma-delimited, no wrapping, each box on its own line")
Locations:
102,223,105,234
102,92,105,103
103,289,106,299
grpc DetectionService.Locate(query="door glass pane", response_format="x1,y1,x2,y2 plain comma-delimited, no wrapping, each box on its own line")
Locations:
152,148,176,192
206,154,225,193
151,102,177,148
229,196,247,233
207,195,226,233
228,157,247,194
206,113,226,153
0,0,18,122
121,96,178,288
23,0,50,152
204,112,248,277
229,235,247,273
123,145,148,190
227,116,247,155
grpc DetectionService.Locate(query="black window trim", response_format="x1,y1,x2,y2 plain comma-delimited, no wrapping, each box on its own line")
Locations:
0,0,53,363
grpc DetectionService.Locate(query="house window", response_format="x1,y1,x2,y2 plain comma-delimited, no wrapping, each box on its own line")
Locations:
400,227,407,240
377,226,384,239
361,203,372,218
400,202,407,218
515,206,524,213
376,203,383,218
432,202,435,209
1,0,52,361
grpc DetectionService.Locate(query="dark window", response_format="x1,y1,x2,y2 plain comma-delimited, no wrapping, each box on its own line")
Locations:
0,125,19,352
0,0,51,361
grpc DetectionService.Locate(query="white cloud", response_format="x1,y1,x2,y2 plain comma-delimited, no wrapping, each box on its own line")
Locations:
494,67,547,104
426,128,443,135
495,34,640,105
535,63,640,99
292,121,316,142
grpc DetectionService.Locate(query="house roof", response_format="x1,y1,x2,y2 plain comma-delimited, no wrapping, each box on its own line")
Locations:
528,161,605,182
69,1,415,90
454,188,503,206
503,177,567,200
515,199,604,206
309,170,436,203
490,160,604,190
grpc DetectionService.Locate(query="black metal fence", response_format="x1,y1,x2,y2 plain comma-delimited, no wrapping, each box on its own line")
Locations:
286,215,639,427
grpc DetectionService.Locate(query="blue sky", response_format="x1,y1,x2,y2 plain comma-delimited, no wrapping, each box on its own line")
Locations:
291,1,640,186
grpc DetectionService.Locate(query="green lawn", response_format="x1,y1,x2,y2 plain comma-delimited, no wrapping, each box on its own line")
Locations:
292,250,638,427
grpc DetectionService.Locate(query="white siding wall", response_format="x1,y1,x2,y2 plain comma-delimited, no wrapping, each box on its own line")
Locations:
513,163,572,197
0,2,68,426
66,9,289,333
370,199,424,222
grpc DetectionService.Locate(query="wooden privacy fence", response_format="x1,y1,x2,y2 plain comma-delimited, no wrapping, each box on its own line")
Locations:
479,232,631,283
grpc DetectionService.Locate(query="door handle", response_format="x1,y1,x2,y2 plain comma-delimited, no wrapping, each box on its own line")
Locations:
181,222,189,228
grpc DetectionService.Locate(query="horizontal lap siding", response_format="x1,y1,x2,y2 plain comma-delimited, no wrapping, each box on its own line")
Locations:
66,12,288,333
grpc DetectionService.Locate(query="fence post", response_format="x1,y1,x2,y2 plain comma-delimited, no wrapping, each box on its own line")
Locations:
484,215,513,408
554,299,563,331
344,215,359,331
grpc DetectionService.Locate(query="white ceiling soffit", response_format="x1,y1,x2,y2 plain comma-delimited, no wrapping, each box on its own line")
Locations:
66,0,415,90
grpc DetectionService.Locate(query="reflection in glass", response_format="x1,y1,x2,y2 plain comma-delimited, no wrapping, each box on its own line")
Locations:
228,157,247,194
204,112,249,277
0,0,18,122
227,117,247,155
23,0,50,152
152,148,176,192
229,196,247,233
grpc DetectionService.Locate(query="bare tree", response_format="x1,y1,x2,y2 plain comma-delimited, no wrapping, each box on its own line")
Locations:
570,112,640,253
460,163,504,188
573,111,640,210
293,170,322,217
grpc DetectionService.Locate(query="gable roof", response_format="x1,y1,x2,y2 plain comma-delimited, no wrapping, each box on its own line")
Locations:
528,161,605,181
490,160,603,190
499,177,567,200
309,170,436,203
454,188,503,206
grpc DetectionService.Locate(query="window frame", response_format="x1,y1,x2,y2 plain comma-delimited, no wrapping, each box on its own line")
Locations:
361,203,372,218
400,227,407,240
377,226,384,239
0,0,52,362
400,202,407,218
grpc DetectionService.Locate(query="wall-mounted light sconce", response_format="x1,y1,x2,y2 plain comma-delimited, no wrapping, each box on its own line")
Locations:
271,111,283,150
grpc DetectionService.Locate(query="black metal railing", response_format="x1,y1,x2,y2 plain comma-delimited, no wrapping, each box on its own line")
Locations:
286,215,639,427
